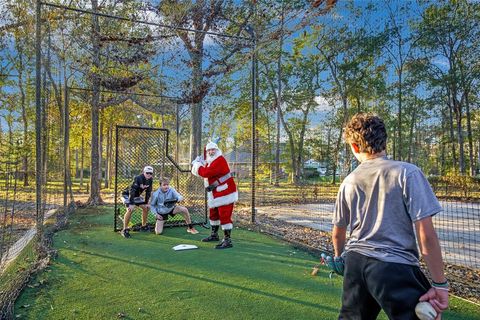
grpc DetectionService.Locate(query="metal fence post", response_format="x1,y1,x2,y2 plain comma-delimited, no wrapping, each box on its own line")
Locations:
35,0,43,233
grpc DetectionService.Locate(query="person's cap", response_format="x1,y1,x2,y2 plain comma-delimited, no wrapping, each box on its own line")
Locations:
206,141,218,150
143,166,154,173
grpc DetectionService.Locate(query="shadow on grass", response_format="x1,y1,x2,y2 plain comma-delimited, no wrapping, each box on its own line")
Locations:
54,255,111,283
77,249,338,313
137,230,316,257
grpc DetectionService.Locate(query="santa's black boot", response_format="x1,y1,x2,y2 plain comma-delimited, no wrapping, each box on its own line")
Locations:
215,229,233,249
202,225,220,242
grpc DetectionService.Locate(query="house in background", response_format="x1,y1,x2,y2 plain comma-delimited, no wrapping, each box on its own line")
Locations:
223,149,252,179
223,144,287,180
304,159,327,176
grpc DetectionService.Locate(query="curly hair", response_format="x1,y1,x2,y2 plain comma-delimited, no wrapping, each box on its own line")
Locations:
343,113,387,154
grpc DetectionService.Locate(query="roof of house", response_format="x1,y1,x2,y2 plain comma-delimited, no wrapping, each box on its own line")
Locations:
224,149,286,164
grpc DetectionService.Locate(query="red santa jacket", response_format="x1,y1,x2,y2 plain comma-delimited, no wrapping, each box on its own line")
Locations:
191,152,238,208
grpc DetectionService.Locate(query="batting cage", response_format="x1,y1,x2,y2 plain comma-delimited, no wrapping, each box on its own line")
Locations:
114,125,207,231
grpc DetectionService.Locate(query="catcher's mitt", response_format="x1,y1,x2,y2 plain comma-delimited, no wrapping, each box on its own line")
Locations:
164,199,178,208
321,252,345,276
121,194,145,206
133,196,145,205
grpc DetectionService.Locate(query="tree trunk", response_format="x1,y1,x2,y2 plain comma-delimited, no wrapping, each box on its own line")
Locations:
176,105,180,163
407,103,416,163
105,124,112,188
397,69,403,161
453,94,465,174
75,148,79,178
392,121,397,161
0,122,3,152
110,127,115,188
274,4,285,187
64,78,74,205
80,136,84,188
277,102,298,184
87,0,103,205
413,123,419,164
289,140,297,184
464,91,475,176
341,92,349,174
440,109,446,175
41,27,50,186
332,128,343,185
447,91,457,171
326,127,332,174
295,106,312,181
477,139,480,175
189,52,203,162
275,106,281,186
7,113,14,158
233,137,238,179
17,49,29,187
98,116,103,184
263,105,273,185
175,105,180,187
355,96,361,113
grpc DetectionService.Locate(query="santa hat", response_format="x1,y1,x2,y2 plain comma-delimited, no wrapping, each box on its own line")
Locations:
206,141,219,150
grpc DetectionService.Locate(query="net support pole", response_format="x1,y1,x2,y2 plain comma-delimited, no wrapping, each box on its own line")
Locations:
35,0,43,233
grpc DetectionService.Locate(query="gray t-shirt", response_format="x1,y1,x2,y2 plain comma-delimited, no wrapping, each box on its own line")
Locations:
333,156,442,266
150,187,184,215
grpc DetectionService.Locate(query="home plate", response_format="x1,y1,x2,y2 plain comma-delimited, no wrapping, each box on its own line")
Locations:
172,244,199,251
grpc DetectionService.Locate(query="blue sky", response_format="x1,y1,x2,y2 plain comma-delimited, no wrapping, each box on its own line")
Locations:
0,0,439,134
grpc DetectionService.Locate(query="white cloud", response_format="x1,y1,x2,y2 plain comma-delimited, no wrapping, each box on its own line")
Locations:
314,96,334,112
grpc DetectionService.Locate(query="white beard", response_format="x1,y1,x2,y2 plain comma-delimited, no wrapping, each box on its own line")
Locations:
206,149,222,164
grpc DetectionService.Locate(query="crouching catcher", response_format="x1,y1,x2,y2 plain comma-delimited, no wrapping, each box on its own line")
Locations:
149,177,199,235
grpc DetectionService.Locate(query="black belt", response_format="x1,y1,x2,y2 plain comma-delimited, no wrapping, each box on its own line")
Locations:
206,173,232,192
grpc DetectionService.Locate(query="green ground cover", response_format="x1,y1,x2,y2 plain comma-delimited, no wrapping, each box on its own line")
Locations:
13,207,480,319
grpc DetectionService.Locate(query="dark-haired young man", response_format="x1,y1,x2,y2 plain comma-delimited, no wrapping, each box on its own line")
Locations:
332,113,448,319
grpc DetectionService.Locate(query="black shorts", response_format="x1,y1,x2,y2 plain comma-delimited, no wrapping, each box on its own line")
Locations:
339,251,431,320
157,208,176,221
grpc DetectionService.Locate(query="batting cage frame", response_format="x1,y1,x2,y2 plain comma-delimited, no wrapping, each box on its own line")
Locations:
114,125,207,232
35,1,259,228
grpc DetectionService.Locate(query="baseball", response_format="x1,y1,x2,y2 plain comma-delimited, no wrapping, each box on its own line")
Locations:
415,301,437,320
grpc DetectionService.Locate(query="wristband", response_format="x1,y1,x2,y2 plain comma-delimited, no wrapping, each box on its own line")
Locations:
432,280,449,288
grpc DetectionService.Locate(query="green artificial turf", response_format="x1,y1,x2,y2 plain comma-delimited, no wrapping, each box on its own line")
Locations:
13,206,480,320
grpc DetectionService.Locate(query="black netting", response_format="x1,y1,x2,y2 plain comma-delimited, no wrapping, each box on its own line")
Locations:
114,126,206,231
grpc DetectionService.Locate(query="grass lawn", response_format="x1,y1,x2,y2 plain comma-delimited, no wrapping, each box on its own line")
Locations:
13,206,480,320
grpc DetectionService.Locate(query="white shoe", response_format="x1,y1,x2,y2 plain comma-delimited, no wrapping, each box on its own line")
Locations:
187,228,199,234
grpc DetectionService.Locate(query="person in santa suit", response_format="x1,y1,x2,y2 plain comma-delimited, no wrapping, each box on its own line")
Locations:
191,141,238,249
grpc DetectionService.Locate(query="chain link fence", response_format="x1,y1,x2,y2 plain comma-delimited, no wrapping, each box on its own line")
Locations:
239,176,480,271
234,150,480,301
114,126,207,232
0,113,70,317
0,0,479,313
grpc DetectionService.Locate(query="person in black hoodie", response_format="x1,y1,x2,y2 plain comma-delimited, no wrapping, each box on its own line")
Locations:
120,166,154,238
